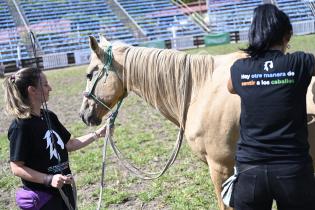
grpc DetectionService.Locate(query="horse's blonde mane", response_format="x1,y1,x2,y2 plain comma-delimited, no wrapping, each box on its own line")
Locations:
123,46,214,125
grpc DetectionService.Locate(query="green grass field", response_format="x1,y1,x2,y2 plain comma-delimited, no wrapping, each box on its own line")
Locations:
1,34,315,209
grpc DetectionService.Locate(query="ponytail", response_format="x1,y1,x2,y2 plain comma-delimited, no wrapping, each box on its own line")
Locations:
2,68,41,119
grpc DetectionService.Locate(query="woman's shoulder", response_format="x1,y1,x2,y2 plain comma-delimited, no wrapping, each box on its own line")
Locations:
8,116,37,134
7,118,31,141
10,117,31,127
232,56,252,68
286,51,314,60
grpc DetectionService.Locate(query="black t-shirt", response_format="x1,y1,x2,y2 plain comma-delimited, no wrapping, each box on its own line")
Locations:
8,110,72,196
231,50,315,164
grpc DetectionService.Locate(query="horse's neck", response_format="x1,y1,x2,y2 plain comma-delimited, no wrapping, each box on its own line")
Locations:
115,46,213,126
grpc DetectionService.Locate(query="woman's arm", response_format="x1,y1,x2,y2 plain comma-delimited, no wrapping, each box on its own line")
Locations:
10,161,71,188
227,77,236,94
10,161,46,184
66,125,106,152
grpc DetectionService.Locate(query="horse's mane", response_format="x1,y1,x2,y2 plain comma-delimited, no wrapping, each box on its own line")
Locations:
123,46,214,126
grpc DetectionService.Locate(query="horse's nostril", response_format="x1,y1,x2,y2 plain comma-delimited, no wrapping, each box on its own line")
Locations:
81,114,88,125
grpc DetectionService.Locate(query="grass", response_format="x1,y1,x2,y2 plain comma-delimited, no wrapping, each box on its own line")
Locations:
2,33,315,209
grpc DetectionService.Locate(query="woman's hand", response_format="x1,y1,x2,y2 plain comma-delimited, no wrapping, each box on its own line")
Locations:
50,174,73,188
94,124,107,139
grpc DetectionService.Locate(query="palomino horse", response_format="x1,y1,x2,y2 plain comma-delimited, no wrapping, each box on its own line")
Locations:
79,35,315,210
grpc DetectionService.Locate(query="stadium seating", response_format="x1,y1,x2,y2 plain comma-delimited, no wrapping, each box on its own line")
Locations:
116,0,205,40
19,0,138,54
2,0,314,64
276,0,313,22
208,0,261,33
0,0,29,62
208,0,314,34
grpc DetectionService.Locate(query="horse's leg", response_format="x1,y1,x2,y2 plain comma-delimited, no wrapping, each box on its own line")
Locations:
206,158,234,210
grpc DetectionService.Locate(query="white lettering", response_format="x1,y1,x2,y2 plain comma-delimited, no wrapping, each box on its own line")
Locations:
241,74,250,80
260,80,270,85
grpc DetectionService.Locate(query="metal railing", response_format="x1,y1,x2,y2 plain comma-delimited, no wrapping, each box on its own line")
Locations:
302,0,315,17
109,0,148,40
171,0,210,33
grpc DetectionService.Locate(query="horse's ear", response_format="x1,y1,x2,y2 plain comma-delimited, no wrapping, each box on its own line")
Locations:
89,36,100,53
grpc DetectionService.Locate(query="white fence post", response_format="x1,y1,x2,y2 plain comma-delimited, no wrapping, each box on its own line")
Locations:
43,53,68,69
292,20,315,35
171,36,195,50
74,50,91,65
239,29,249,42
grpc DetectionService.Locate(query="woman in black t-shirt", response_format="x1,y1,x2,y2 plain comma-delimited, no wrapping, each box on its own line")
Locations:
227,4,315,210
3,67,106,210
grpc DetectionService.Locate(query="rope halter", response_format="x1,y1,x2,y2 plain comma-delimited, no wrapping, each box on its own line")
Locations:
83,45,124,115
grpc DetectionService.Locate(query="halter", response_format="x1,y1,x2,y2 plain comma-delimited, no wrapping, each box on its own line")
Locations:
83,45,124,113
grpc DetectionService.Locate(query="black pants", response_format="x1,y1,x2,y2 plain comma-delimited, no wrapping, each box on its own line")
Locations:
41,195,67,210
234,162,315,210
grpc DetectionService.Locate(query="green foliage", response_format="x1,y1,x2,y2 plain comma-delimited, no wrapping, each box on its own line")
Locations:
0,134,19,190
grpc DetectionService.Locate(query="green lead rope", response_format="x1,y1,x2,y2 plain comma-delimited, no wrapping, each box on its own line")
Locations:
96,97,124,210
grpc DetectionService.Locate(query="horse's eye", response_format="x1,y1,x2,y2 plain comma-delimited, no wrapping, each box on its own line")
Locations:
86,73,93,81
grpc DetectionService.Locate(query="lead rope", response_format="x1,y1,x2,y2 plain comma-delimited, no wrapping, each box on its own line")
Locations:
107,55,189,179
96,99,123,210
96,102,184,210
96,52,190,209
96,121,110,210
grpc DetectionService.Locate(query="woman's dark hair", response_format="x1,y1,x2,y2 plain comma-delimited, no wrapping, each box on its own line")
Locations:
243,4,292,57
2,67,42,118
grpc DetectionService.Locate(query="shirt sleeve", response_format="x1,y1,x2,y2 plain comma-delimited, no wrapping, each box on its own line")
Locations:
8,120,31,162
303,53,315,77
230,60,240,95
293,51,315,78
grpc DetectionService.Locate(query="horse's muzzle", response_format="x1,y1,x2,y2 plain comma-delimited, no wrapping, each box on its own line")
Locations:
80,110,101,126
83,91,92,99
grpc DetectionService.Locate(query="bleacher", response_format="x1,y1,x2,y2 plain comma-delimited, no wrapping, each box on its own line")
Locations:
19,0,138,54
2,0,315,67
116,0,205,41
208,0,315,34
208,0,262,33
277,0,313,22
0,0,29,63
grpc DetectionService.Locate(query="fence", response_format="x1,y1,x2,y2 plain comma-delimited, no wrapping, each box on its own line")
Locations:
42,53,68,69
171,36,195,49
292,20,315,35
74,50,91,65
4,24,315,72
238,20,315,42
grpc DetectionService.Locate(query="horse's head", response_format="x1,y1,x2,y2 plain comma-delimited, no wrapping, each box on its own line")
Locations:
79,35,125,126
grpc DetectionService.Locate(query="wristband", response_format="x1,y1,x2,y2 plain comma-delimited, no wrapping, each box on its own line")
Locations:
44,174,53,186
